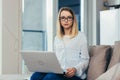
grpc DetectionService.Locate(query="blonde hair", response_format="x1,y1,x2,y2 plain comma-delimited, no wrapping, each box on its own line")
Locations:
56,7,79,39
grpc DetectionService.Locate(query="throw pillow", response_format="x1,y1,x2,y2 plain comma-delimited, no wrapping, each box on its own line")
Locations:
108,44,120,69
87,45,112,80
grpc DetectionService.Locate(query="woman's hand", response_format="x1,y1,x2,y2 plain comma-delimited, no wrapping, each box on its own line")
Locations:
65,67,77,78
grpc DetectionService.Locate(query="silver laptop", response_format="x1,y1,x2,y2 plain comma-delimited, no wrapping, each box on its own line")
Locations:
21,51,64,74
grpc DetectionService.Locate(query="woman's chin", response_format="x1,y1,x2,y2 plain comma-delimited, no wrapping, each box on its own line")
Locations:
63,26,71,29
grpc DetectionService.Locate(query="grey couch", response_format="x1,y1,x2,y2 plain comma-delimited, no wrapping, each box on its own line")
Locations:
86,41,120,80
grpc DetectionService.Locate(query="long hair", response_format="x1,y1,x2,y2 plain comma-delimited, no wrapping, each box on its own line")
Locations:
56,7,78,39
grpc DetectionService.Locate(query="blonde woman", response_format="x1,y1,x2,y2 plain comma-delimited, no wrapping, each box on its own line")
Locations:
31,7,89,80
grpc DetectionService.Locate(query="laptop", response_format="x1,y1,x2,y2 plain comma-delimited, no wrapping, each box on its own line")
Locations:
21,51,64,74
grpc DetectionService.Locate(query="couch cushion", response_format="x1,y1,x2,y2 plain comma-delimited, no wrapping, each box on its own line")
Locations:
96,63,120,80
108,44,120,69
115,41,120,45
87,45,112,80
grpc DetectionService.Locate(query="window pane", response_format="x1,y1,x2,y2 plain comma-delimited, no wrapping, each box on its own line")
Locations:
22,30,46,51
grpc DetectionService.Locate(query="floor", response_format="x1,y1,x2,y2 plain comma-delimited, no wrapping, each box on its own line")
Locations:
0,74,31,80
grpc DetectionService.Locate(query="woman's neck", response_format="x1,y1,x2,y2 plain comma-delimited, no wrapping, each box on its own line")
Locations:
64,28,71,35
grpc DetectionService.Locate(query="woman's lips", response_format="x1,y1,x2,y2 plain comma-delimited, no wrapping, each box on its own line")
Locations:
64,24,69,26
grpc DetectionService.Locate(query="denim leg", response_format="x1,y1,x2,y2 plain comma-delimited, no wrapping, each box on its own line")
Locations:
43,73,62,80
68,76,82,80
30,72,46,80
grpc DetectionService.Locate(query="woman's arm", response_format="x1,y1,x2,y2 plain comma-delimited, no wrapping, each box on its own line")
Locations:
74,33,90,77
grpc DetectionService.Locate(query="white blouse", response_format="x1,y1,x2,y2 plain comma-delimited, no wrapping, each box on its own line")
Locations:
54,31,89,79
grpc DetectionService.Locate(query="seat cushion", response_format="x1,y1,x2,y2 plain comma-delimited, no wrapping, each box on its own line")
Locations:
108,44,120,69
96,63,120,80
87,45,112,80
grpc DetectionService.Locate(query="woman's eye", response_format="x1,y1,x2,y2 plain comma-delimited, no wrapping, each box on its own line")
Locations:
61,17,65,19
68,16,72,18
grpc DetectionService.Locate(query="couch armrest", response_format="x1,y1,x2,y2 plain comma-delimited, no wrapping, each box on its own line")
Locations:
96,63,120,80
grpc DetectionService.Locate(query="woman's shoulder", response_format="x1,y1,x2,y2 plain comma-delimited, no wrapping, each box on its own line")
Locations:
78,31,86,37
55,35,60,40
76,31,87,43
54,35,62,41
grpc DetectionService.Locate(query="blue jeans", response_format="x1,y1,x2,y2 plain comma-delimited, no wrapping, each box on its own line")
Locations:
30,72,82,80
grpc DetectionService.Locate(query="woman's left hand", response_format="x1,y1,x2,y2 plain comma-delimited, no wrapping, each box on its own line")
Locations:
65,67,77,78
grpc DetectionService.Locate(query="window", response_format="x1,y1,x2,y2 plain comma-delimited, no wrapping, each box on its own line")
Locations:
22,0,47,74
22,30,47,51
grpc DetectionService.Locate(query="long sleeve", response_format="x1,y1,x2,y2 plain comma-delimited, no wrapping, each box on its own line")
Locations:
74,33,89,78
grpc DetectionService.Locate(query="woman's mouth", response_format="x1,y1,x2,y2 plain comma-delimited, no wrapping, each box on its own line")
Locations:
64,24,69,26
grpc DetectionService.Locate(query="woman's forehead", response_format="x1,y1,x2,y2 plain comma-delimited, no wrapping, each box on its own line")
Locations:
60,11,72,16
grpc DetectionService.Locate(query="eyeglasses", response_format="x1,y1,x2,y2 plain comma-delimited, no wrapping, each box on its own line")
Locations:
59,16,73,21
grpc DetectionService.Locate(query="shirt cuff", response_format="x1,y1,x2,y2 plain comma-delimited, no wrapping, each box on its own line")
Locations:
74,66,82,77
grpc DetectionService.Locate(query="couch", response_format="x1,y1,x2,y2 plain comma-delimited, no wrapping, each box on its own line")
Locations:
86,41,120,80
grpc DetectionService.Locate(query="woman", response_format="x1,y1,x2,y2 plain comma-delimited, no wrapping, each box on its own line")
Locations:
30,7,89,80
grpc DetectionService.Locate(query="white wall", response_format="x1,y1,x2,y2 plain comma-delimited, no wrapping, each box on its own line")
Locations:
0,0,2,75
100,9,120,45
2,0,21,74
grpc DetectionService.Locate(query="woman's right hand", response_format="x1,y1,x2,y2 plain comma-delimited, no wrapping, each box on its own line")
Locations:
64,67,76,78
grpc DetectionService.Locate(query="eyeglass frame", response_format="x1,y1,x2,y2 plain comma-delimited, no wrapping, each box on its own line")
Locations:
59,16,74,22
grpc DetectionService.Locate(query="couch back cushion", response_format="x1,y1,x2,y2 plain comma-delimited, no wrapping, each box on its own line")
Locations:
108,43,120,69
87,45,112,80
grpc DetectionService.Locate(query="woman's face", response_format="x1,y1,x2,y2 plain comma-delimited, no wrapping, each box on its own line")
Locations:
60,10,73,30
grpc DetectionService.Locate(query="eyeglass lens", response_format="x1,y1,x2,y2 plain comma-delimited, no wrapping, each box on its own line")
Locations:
60,16,73,21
